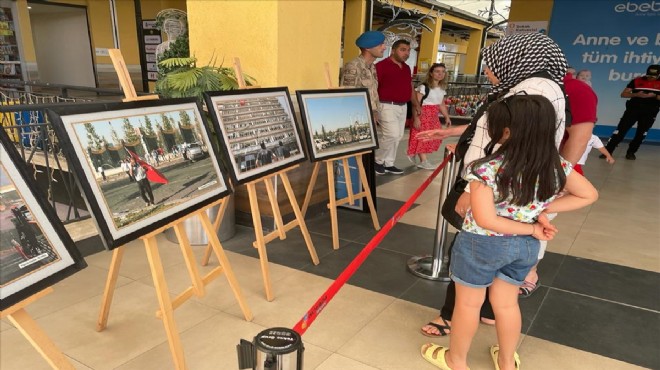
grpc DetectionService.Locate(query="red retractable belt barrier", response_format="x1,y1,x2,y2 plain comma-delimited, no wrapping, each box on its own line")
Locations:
293,153,454,335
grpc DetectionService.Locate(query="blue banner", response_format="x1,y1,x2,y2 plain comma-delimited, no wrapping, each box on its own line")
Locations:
549,0,659,141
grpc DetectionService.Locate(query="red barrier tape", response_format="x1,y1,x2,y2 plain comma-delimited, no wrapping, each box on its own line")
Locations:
293,153,454,335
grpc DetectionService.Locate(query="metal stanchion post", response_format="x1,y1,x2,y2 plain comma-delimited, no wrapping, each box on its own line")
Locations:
407,148,458,281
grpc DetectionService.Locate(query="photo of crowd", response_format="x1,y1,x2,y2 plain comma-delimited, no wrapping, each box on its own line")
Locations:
205,88,307,184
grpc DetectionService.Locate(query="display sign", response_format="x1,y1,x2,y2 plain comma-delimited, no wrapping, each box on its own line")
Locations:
506,21,548,35
0,7,23,81
549,0,660,141
140,19,161,82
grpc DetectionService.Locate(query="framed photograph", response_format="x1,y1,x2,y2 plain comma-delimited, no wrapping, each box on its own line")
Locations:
0,134,87,310
204,87,307,185
296,88,378,162
46,98,231,250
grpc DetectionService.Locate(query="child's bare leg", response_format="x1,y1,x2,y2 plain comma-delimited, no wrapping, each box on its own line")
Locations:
446,284,486,369
489,277,522,370
418,153,427,162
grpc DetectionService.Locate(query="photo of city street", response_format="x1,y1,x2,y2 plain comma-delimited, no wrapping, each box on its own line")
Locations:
61,104,228,234
298,91,377,161
207,89,306,184
0,164,60,287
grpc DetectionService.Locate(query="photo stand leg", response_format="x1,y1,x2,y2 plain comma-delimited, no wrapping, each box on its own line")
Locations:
247,181,274,301
200,197,227,267
279,172,319,265
265,176,286,241
326,160,341,250
301,162,320,217
325,153,381,249
198,209,253,321
155,199,252,321
142,235,187,370
96,246,125,332
356,154,380,230
1,288,75,370
247,169,320,301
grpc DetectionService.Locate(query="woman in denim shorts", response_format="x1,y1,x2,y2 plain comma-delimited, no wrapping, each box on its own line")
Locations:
421,95,599,370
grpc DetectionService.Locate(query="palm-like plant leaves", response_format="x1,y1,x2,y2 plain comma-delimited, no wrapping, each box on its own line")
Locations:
156,56,256,102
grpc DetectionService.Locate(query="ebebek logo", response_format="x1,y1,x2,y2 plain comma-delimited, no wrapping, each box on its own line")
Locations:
614,1,660,12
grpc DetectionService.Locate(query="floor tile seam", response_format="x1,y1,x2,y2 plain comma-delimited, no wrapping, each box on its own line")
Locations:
333,297,401,356
520,288,553,336
307,229,372,244
63,353,94,370
314,353,378,370
547,286,660,313
25,278,153,323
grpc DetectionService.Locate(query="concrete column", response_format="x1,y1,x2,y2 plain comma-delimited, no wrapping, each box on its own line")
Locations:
417,16,443,74
342,0,368,65
187,0,343,91
463,28,484,74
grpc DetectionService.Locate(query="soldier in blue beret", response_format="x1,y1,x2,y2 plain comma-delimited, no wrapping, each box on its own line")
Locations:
340,31,386,126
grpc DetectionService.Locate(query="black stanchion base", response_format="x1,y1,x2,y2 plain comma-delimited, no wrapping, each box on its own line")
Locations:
406,255,451,281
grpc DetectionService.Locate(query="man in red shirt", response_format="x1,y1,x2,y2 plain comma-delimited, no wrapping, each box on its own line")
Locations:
374,39,419,175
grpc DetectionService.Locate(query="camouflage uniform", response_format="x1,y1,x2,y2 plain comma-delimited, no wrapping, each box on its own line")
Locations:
340,55,381,114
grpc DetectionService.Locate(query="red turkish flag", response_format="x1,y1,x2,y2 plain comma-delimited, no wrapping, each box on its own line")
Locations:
125,148,169,184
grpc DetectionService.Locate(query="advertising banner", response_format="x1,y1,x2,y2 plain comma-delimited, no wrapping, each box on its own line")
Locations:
549,0,659,139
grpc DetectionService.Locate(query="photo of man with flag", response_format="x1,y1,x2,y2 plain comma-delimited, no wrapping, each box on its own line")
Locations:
63,105,226,232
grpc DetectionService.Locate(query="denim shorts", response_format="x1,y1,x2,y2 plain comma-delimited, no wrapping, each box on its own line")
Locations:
449,231,540,288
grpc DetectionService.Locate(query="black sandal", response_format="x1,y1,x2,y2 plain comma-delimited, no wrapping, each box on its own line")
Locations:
519,279,540,298
420,318,451,337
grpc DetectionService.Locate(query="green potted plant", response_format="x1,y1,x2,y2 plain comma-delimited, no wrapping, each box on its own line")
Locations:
154,10,256,243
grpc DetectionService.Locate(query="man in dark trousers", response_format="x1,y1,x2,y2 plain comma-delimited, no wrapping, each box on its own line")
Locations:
256,142,276,167
602,64,660,160
130,157,155,206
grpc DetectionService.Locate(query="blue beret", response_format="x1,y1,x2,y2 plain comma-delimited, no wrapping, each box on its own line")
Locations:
356,31,385,49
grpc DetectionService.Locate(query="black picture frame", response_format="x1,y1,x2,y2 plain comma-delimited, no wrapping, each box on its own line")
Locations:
46,98,231,250
204,87,307,185
296,88,378,162
0,133,87,311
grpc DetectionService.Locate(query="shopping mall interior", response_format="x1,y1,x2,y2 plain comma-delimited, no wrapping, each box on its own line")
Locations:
0,0,658,369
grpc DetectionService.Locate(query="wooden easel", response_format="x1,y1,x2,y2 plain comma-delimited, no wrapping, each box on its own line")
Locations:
300,64,381,249
203,58,319,302
1,288,75,369
96,50,252,370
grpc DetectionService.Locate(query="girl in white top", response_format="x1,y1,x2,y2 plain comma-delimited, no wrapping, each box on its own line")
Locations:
407,63,452,170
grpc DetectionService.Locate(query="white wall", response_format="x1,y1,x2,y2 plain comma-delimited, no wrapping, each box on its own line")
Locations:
30,7,95,87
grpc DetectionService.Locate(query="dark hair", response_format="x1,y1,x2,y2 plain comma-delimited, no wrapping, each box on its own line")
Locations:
260,142,266,149
470,94,566,206
392,39,410,50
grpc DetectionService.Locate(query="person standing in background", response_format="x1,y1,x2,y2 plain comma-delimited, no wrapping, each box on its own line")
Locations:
407,63,452,170
340,31,386,124
603,64,660,160
518,66,599,298
576,134,615,175
374,39,420,175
